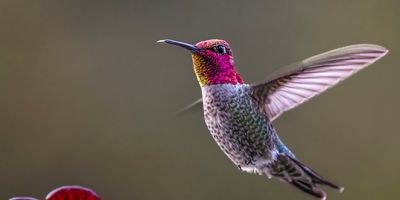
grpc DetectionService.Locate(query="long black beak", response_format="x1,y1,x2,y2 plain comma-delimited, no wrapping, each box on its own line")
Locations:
157,39,199,52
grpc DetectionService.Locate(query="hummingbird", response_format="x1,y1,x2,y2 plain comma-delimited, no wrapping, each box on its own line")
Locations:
158,39,388,199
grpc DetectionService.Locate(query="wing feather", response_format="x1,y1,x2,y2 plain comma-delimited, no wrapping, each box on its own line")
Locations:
251,44,388,121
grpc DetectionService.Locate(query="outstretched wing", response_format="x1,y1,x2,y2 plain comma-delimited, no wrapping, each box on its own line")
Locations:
251,44,388,121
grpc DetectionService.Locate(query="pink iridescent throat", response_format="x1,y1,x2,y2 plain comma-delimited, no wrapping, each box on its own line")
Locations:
192,52,244,86
208,60,244,85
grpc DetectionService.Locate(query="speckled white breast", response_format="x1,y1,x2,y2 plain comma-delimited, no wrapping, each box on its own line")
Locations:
201,84,278,171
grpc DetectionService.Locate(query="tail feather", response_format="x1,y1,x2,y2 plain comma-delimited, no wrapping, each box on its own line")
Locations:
290,179,326,200
287,155,344,192
269,153,343,200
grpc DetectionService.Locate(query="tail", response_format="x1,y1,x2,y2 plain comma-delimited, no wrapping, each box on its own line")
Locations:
269,153,344,200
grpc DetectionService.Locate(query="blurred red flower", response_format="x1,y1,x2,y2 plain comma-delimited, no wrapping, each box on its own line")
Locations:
10,185,100,200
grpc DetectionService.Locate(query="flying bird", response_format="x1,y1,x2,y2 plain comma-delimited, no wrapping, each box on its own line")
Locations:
158,39,388,199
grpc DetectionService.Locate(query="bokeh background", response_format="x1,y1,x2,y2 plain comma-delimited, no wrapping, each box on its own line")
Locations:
0,0,399,199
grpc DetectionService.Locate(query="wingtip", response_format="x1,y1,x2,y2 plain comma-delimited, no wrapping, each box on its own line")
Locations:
358,44,389,60
375,45,389,53
379,45,389,56
366,44,389,55
346,44,389,54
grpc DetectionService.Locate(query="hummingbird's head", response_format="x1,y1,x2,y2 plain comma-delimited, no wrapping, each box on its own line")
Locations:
158,39,243,87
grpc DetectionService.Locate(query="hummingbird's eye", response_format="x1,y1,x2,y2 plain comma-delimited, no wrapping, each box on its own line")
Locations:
213,45,227,54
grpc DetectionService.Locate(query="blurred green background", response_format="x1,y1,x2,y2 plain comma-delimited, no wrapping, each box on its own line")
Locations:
0,0,399,199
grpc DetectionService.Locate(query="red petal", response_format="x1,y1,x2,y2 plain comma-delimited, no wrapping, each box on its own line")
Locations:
46,186,100,200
